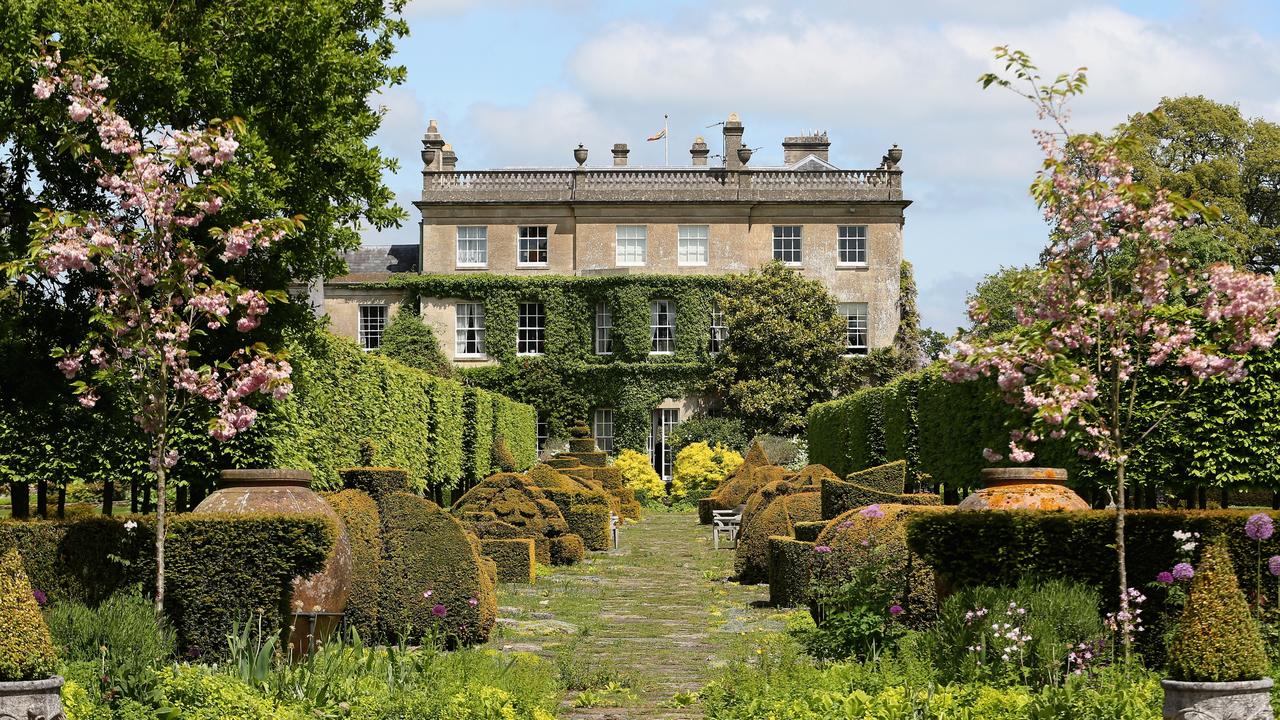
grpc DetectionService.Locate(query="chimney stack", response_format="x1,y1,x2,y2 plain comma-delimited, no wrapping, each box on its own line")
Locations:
723,113,744,170
421,119,445,171
690,136,709,166
612,143,630,167
782,131,830,165
441,143,457,172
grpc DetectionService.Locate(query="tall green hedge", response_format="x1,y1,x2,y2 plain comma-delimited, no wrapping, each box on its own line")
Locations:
492,395,537,470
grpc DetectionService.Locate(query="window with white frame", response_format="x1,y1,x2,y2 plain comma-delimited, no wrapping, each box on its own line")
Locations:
536,415,548,451
838,225,867,266
709,306,727,355
517,302,546,355
650,299,675,354
455,303,486,357
456,226,488,267
615,225,647,266
518,226,548,266
593,408,615,453
595,302,613,355
678,225,709,266
838,302,868,355
772,225,802,265
358,305,388,351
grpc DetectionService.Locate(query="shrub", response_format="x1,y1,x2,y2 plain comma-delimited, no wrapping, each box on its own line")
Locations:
166,513,335,659
713,464,789,515
0,516,153,605
562,503,612,551
493,395,539,470
46,590,175,700
156,665,308,720
614,449,665,503
378,492,497,645
469,519,552,566
821,467,942,521
736,472,829,580
912,577,1105,686
0,546,57,681
528,463,618,542
450,472,571,539
492,437,518,472
794,521,826,543
338,467,411,503
1167,536,1269,681
590,466,641,520
378,309,453,378
480,539,536,584
851,460,907,494
672,443,744,502
737,492,821,585
669,416,747,455
551,534,586,566
768,537,816,608
324,490,383,640
751,434,804,468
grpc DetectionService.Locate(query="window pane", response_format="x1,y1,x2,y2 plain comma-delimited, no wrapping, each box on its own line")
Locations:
650,299,675,354
518,302,546,355
616,225,647,266
838,302,868,354
519,226,548,265
594,408,614,453
709,306,727,355
457,226,488,266
678,225,708,266
455,303,486,356
358,305,388,351
772,225,802,265
838,226,867,265
536,415,548,451
595,302,613,355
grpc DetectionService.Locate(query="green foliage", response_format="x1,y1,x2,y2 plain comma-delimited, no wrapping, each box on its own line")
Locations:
768,537,815,608
750,434,805,469
711,263,847,436
323,489,382,640
672,443,744,503
377,492,497,645
165,512,334,658
337,467,410,502
851,460,907,494
493,395,539,471
614,449,665,503
46,590,175,700
451,473,571,540
0,546,57,680
550,534,585,566
1167,536,1269,681
820,462,941,520
491,437,518,473
669,416,748,455
0,516,153,605
964,266,1042,339
379,309,453,378
736,492,821,585
913,578,1104,686
480,538,536,584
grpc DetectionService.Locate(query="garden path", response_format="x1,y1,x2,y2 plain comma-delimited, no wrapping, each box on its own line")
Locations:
488,510,789,719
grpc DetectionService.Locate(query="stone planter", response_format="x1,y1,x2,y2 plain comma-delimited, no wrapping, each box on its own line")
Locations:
1162,678,1274,719
194,469,352,656
0,676,64,720
957,467,1089,511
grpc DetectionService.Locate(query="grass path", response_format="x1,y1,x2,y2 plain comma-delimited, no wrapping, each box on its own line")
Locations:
487,510,789,719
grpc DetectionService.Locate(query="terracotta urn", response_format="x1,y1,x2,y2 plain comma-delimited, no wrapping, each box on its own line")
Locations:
957,467,1089,512
194,469,352,655
1161,678,1274,719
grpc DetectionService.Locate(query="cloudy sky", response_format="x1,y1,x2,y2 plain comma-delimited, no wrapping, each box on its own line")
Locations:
365,0,1280,331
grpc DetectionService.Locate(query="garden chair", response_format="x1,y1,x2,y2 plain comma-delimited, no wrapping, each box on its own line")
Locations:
712,504,745,550
610,512,620,549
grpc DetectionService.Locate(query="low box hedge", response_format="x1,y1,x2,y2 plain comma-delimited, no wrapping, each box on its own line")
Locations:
0,516,153,605
480,538,536,584
821,476,941,521
768,536,815,608
550,534,585,565
794,521,827,543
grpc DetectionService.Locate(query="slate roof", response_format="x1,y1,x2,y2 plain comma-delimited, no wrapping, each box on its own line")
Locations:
330,245,418,283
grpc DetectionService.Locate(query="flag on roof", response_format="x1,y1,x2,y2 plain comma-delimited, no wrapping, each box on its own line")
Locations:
646,128,667,142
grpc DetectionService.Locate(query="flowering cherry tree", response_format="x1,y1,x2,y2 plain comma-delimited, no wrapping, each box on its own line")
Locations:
947,48,1280,653
5,46,300,612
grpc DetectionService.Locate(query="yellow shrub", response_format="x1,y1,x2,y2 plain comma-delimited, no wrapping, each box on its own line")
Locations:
671,443,744,502
614,450,665,502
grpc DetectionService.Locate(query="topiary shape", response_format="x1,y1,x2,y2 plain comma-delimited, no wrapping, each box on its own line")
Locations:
1167,536,1270,682
0,546,58,681
569,422,592,439
735,492,822,585
491,437,518,473
325,490,383,641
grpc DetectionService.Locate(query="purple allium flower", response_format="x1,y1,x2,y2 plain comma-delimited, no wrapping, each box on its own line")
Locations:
1269,556,1280,577
32,589,47,606
431,603,447,618
1156,571,1174,585
1246,513,1274,541
889,604,903,616
838,520,855,530
467,597,479,607
813,545,833,554
1172,563,1195,582
859,505,885,519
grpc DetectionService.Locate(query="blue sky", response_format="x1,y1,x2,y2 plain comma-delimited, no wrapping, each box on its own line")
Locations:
367,0,1280,331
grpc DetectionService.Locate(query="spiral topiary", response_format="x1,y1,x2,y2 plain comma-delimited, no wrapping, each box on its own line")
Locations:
1167,535,1269,681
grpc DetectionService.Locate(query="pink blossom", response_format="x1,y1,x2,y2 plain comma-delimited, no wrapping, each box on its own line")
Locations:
859,505,885,519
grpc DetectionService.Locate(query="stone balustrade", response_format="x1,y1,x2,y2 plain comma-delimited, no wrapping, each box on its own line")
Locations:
421,168,903,203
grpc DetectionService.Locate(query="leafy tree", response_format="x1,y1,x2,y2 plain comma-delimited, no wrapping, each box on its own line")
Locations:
711,262,846,436
964,265,1041,339
919,328,951,362
1120,96,1280,272
668,416,747,455
379,309,453,378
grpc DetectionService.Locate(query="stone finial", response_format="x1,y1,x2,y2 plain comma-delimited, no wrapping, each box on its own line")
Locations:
690,136,710,166
574,144,588,167
422,118,446,170
612,143,630,167
880,144,903,171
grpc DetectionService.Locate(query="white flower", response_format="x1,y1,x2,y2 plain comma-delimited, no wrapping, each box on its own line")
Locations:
1181,541,1197,551
1173,530,1192,541
124,520,138,531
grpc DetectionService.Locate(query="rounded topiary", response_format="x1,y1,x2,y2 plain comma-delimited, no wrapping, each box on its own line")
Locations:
735,492,822,585
592,466,641,520
450,472,570,539
550,534,586,565
0,547,58,681
714,464,791,511
811,504,949,629
339,467,411,502
569,422,592,439
1167,536,1270,682
325,490,383,641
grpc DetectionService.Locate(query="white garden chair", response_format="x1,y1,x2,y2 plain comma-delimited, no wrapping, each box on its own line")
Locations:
712,505,745,550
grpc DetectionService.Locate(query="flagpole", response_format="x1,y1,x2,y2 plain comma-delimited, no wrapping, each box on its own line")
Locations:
664,114,669,167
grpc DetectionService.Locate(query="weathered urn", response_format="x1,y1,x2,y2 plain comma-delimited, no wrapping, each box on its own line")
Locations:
957,467,1089,511
1161,678,1274,720
194,469,352,654
0,676,64,720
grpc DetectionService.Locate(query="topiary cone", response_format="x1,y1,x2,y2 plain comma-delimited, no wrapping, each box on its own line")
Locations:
1167,536,1269,682
0,547,58,681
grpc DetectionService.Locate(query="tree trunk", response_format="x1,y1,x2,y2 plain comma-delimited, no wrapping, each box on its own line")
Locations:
101,479,114,516
56,483,66,519
1221,487,1230,510
1198,485,1207,510
36,478,47,518
130,477,139,513
142,480,152,515
10,482,29,519
155,461,167,615
1272,490,1279,511
176,485,188,514
1116,460,1129,660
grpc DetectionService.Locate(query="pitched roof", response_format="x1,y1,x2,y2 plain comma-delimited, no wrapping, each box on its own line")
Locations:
330,245,417,283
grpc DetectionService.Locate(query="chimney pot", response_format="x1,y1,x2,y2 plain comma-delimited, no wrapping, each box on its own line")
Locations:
422,119,446,170
611,142,630,167
782,131,831,166
723,113,745,170
690,136,709,166
441,143,457,172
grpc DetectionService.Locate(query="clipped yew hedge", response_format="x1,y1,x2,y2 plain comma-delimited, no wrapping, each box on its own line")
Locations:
325,490,383,639
481,538,537,584
768,536,816,608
